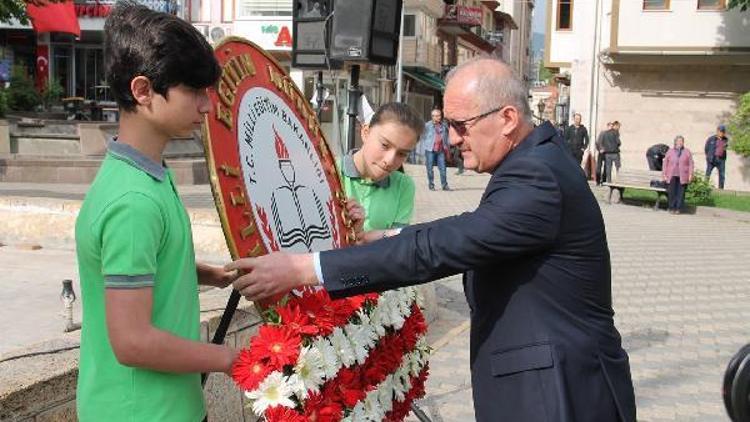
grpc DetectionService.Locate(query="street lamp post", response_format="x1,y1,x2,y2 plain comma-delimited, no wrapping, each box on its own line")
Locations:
537,100,546,124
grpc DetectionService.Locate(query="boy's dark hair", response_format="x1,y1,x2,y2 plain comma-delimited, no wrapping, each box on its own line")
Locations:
104,1,220,112
369,102,424,138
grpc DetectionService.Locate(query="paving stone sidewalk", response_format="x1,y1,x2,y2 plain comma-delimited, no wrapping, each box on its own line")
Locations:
2,165,750,421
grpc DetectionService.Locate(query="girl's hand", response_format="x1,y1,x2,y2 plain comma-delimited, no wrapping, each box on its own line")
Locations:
346,199,366,244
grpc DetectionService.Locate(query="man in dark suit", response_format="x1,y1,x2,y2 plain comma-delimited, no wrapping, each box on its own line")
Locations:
228,58,636,422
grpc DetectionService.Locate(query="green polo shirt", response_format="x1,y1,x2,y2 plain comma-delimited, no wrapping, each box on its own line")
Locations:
75,139,204,422
337,151,415,230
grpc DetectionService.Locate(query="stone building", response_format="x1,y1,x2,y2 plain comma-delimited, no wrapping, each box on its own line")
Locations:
545,0,750,190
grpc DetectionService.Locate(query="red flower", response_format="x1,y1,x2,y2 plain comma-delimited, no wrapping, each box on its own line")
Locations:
329,298,355,326
296,290,337,336
249,325,301,370
277,304,320,336
304,392,343,422
231,349,272,391
265,406,308,422
324,367,365,408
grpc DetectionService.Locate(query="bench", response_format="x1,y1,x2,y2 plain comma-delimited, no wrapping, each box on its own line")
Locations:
603,168,667,209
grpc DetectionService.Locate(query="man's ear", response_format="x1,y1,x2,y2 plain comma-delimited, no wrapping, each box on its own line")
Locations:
500,106,521,137
130,76,153,107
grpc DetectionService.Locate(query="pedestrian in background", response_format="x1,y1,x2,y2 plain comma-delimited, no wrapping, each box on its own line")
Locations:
419,108,451,191
646,143,670,171
595,121,613,185
663,135,694,214
601,121,622,183
564,112,590,166
704,124,729,189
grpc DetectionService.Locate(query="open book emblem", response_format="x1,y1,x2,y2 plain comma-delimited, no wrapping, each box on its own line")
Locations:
270,125,331,250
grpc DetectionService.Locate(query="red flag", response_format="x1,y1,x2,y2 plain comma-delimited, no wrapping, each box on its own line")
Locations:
26,1,81,37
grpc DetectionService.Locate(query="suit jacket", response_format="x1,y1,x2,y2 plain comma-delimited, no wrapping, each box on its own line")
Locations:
418,121,450,153
662,147,694,185
320,122,636,422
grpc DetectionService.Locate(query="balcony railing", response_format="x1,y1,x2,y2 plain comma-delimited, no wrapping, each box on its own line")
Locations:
401,38,442,73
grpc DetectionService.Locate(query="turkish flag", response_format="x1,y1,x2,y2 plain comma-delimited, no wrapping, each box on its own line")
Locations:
27,0,81,37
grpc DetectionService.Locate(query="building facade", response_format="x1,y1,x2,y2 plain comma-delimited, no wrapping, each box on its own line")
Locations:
0,0,177,103
496,0,533,82
545,0,750,190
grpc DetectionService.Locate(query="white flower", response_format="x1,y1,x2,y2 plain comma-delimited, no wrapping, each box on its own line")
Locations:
313,337,340,379
377,379,394,413
294,346,326,397
286,373,307,400
350,401,367,422
244,372,295,415
345,324,369,365
368,306,387,337
331,326,356,367
364,390,385,421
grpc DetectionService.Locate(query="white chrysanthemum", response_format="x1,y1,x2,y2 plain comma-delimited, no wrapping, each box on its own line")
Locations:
286,373,307,400
293,346,326,398
364,389,385,421
377,378,394,413
244,371,295,415
345,324,369,365
313,337,340,379
368,306,387,337
349,401,367,422
331,326,356,367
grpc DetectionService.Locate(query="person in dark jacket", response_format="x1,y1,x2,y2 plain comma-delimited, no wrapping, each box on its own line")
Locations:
595,121,613,185
227,57,637,422
600,121,622,183
704,124,729,189
564,112,590,166
646,143,670,171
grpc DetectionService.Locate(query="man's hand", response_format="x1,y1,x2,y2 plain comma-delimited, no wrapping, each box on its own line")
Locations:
345,199,366,244
197,262,237,288
226,252,319,302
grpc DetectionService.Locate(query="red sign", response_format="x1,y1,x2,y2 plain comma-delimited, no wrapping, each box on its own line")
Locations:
274,26,292,47
442,4,482,27
26,0,81,37
75,3,112,17
203,38,353,307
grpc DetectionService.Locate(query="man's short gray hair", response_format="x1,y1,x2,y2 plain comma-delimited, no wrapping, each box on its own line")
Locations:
445,56,532,122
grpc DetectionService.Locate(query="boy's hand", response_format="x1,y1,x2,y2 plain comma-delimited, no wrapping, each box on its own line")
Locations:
197,262,238,288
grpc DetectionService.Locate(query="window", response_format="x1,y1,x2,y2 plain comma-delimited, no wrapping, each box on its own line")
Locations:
557,0,572,30
403,14,416,37
697,0,726,9
643,0,669,10
239,0,292,17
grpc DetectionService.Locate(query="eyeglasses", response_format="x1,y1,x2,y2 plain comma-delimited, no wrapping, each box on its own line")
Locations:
445,106,504,136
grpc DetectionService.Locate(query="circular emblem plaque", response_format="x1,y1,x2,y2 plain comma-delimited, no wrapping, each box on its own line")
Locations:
203,38,352,306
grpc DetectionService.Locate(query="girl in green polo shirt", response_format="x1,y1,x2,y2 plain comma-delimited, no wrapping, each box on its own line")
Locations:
338,102,425,241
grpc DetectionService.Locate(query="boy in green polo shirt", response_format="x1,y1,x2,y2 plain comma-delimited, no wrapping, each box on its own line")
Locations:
74,3,238,421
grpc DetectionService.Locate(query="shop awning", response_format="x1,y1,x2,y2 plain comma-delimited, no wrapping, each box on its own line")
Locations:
27,0,80,37
403,70,445,92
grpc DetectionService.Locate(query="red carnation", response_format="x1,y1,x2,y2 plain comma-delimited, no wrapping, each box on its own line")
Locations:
304,392,343,422
325,367,365,408
329,298,355,326
265,406,308,422
231,349,273,391
249,325,301,370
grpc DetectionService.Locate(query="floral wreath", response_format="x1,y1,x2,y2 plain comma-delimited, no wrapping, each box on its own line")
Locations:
231,286,430,422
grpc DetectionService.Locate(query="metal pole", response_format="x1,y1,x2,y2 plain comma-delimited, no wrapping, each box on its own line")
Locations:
395,3,405,102
346,64,361,153
315,70,325,120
